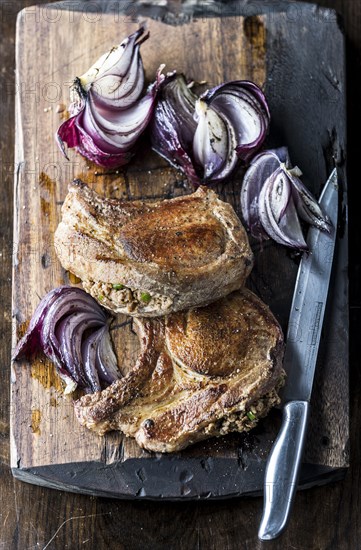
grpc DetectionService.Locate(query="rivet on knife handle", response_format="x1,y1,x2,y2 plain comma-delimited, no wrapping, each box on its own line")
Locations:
258,400,309,541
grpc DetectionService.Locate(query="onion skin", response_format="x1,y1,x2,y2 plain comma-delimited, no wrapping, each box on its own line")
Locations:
150,72,200,185
12,286,121,394
240,150,282,240
240,147,330,250
56,113,133,168
56,28,163,169
200,80,270,164
151,77,270,185
13,286,66,360
77,27,146,97
258,167,308,250
193,80,270,182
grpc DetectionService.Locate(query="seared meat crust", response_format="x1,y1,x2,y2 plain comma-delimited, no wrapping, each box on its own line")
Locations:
54,181,253,316
74,289,285,453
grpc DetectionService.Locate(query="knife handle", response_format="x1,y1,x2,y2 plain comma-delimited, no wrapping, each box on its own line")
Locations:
258,400,310,541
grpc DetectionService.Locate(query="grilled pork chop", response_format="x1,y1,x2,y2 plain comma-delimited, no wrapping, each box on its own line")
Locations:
74,289,285,453
54,181,253,317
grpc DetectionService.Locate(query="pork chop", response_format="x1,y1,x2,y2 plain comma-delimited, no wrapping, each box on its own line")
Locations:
54,181,253,317
74,289,285,453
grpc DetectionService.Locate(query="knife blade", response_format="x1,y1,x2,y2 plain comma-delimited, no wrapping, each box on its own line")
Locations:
258,168,338,541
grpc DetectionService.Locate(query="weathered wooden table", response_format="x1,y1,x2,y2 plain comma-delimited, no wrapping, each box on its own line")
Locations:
1,0,360,548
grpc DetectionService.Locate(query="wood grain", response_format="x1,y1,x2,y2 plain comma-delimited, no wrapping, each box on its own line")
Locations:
1,0,358,548
12,8,270,488
10,1,348,499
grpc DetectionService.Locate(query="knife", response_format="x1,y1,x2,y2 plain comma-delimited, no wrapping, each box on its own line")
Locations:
258,168,339,541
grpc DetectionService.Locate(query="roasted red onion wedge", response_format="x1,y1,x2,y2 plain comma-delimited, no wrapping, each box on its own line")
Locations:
258,167,307,250
56,311,105,387
151,77,269,184
240,149,286,239
56,28,164,168
77,27,147,100
150,72,199,185
12,286,121,394
241,147,330,250
195,80,270,181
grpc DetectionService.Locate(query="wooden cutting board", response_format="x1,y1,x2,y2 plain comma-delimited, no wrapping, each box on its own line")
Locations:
11,0,348,499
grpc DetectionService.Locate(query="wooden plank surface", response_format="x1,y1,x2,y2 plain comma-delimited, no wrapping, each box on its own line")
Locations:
10,1,348,499
1,0,359,548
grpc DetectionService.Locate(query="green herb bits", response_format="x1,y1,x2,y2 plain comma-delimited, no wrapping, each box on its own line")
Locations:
140,292,151,304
